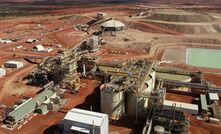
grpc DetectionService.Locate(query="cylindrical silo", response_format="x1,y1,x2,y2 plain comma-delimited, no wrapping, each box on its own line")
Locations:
126,71,155,117
126,92,148,117
100,84,125,120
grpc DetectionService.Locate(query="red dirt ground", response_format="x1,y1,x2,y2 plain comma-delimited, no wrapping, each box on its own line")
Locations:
203,73,221,86
0,3,220,134
0,79,99,134
166,92,194,103
137,21,182,35
187,113,221,134
35,5,132,15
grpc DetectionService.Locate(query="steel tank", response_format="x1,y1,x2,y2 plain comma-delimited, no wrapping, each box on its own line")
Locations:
100,84,125,120
126,71,155,117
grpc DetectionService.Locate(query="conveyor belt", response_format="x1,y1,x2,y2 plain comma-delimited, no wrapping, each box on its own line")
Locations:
158,77,221,93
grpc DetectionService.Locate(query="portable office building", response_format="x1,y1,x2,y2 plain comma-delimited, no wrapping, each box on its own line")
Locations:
33,45,45,52
4,61,24,68
26,39,38,43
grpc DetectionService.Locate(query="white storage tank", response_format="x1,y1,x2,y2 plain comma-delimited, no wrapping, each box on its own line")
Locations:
141,70,156,96
100,84,125,120
4,61,24,68
0,68,6,77
144,77,155,95
150,70,156,89
154,125,165,134
126,71,155,117
88,36,99,51
126,92,148,117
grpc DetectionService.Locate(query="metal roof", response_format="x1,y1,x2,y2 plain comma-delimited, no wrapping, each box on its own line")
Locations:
33,44,44,51
64,108,108,126
101,20,125,28
200,94,208,111
164,100,198,111
5,61,23,65
7,89,54,123
71,126,90,133
208,93,219,101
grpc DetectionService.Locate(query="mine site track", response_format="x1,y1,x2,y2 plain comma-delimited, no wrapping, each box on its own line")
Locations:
0,64,36,101
127,20,183,35
143,19,221,25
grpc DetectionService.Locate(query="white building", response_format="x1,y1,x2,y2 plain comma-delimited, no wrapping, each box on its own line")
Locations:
97,12,107,19
0,68,6,77
33,44,45,52
58,108,108,134
4,61,24,68
0,39,12,44
44,48,53,52
163,100,198,115
26,39,38,43
208,93,219,104
101,20,125,31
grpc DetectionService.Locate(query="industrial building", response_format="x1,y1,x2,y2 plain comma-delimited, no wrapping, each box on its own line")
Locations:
0,68,6,77
58,108,108,134
27,45,79,88
0,3,221,134
98,60,156,119
101,20,125,31
4,82,66,128
16,24,221,133
24,45,221,134
4,61,24,69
